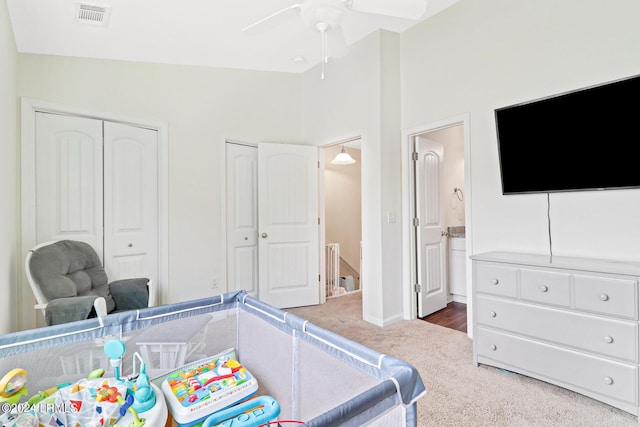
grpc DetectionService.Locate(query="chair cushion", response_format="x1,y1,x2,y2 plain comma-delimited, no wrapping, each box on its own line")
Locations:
110,278,149,311
44,295,99,326
29,240,116,313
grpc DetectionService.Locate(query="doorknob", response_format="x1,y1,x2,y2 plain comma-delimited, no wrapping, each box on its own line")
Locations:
261,233,268,238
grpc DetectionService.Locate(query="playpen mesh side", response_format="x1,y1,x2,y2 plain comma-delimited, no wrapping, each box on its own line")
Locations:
237,295,424,426
236,309,381,422
0,294,240,412
0,291,424,426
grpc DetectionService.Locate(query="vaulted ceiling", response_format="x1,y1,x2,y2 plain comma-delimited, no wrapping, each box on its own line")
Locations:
6,0,459,73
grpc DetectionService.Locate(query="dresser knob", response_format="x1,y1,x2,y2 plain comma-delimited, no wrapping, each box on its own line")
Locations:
491,279,499,285
490,344,497,351
604,376,614,385
489,311,497,318
539,285,548,292
604,336,614,344
599,293,609,301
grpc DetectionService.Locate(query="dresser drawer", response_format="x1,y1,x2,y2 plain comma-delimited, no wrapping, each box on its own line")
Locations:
476,327,638,405
476,295,638,362
520,269,571,307
475,263,517,298
574,275,637,320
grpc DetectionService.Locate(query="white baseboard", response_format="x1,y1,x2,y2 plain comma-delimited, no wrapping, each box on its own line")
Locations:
451,294,467,304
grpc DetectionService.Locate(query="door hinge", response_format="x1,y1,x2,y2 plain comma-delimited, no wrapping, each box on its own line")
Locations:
413,217,419,227
414,283,421,293
319,274,321,282
412,151,419,161
318,217,320,225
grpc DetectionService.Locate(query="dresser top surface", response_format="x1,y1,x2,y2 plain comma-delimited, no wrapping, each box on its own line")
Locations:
471,251,640,276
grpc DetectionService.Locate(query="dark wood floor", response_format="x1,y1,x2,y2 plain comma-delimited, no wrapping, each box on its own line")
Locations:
422,301,467,333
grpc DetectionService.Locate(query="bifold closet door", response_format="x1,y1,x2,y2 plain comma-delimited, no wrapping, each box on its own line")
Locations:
103,121,159,284
35,113,105,256
35,113,158,285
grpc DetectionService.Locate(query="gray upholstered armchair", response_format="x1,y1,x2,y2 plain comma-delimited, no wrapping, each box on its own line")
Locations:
25,240,156,326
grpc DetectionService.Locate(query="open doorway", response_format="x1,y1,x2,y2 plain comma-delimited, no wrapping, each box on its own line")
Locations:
322,139,362,299
405,115,472,334
226,139,362,307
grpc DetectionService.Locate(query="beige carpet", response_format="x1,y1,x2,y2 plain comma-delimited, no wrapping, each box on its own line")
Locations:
287,292,637,427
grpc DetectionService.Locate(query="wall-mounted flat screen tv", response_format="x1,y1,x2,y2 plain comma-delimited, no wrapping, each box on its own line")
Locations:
495,74,640,194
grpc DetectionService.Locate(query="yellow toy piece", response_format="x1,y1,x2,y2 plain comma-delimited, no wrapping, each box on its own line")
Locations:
0,368,28,404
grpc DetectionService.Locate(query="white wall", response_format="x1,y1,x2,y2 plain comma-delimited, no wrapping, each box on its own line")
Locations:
378,31,404,323
401,0,640,260
13,31,405,329
17,55,305,310
0,0,18,333
302,30,404,325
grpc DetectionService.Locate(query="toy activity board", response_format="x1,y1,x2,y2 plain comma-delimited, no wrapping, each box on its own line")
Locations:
0,339,167,427
160,349,259,426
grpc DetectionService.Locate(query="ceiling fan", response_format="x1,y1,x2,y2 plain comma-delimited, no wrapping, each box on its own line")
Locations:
242,0,428,78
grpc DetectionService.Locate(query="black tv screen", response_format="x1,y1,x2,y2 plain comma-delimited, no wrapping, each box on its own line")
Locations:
495,74,640,194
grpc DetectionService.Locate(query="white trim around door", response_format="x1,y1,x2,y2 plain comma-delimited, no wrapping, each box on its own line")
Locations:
20,97,169,331
401,113,473,337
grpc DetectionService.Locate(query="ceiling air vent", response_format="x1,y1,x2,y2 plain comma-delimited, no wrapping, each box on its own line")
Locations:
75,2,112,26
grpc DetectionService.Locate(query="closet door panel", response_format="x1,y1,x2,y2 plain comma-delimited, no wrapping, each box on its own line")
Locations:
226,143,258,296
103,122,159,285
35,112,104,256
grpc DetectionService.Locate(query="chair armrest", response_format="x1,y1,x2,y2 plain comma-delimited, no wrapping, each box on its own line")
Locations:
109,278,150,311
93,297,107,317
44,296,103,326
147,279,156,307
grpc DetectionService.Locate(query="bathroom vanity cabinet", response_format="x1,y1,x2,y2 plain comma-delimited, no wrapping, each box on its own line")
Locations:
449,236,467,301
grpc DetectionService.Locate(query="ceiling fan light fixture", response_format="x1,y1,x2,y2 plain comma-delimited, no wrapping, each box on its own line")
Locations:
331,145,356,165
316,21,330,79
241,0,428,75
301,0,346,28
316,22,329,32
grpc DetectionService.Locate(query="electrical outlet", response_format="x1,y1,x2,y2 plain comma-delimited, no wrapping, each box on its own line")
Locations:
211,278,219,289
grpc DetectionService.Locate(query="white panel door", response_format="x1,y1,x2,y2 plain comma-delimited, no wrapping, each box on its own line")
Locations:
415,136,447,317
226,142,259,296
258,142,320,308
35,113,104,255
103,122,159,284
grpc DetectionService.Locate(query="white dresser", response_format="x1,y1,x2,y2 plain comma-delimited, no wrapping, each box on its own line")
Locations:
472,251,640,415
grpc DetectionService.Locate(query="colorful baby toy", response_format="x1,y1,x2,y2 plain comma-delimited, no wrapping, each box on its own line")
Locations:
0,339,166,427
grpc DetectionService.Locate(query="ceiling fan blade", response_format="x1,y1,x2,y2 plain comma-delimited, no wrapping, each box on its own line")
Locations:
328,26,348,58
347,0,427,20
242,4,302,36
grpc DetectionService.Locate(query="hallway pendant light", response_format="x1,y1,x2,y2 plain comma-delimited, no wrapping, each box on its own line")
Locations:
331,145,356,165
